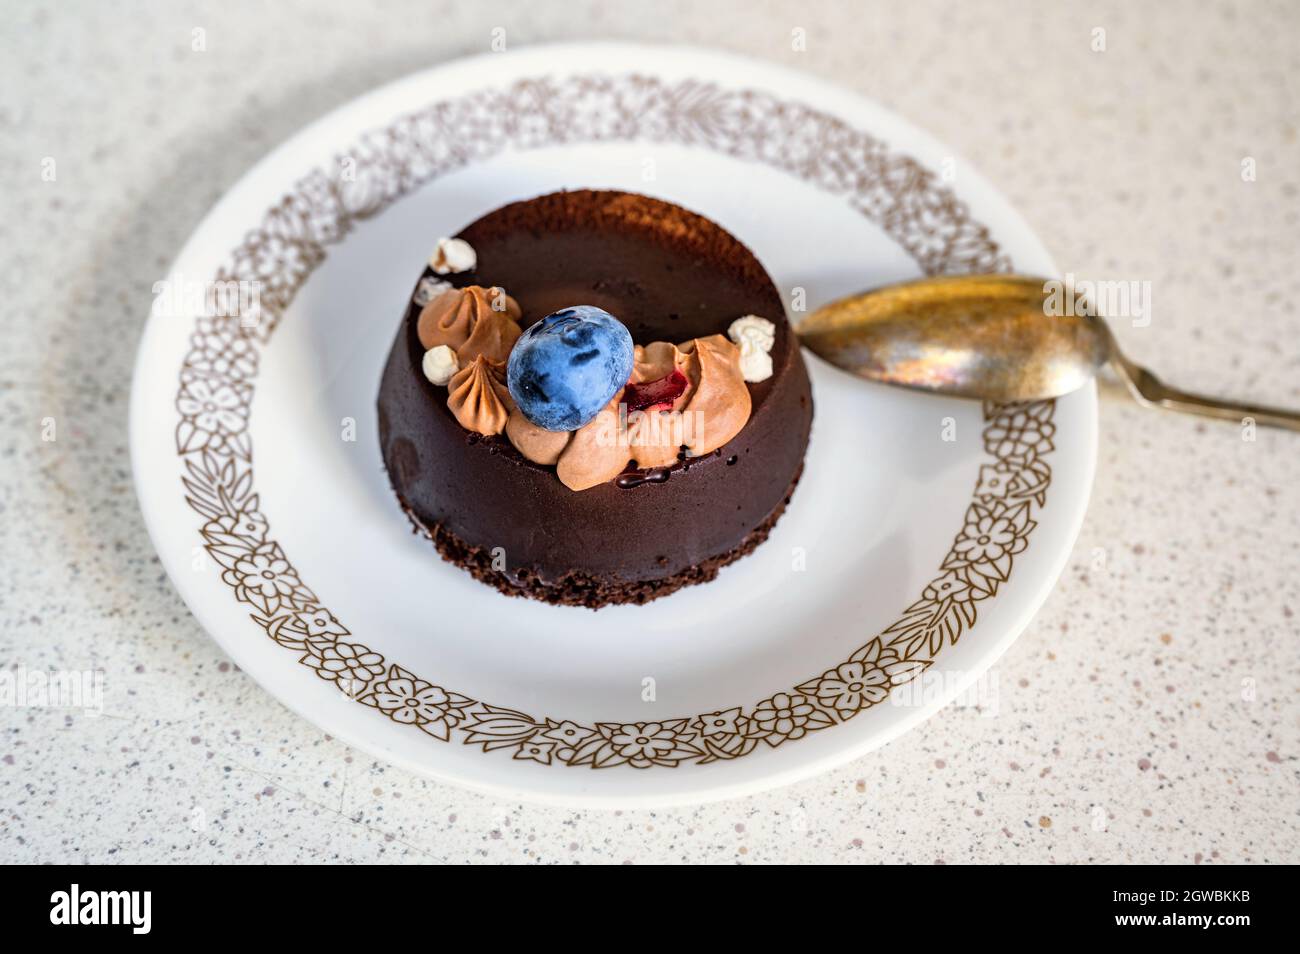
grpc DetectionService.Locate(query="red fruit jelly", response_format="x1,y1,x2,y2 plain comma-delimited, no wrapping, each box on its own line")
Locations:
622,369,688,413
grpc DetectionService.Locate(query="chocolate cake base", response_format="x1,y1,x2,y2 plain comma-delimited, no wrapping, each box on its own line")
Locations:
378,190,813,608
394,465,802,609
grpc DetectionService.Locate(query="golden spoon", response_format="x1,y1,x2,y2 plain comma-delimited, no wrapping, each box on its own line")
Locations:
796,274,1300,431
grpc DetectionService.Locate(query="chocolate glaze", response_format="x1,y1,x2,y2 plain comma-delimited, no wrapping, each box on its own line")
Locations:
377,190,813,604
615,465,673,489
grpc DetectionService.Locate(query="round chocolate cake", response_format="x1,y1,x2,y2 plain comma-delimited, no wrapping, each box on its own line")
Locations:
377,190,812,607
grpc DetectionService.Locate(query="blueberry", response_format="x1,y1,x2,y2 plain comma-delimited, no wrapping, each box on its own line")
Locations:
507,306,634,431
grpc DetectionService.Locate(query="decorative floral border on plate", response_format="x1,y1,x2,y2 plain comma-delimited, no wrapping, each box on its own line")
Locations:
175,74,1054,769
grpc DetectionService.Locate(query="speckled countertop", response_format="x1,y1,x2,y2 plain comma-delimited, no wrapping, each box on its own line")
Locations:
2,0,1297,864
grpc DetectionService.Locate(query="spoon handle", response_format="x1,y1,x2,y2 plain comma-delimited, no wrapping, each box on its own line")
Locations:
1109,348,1300,432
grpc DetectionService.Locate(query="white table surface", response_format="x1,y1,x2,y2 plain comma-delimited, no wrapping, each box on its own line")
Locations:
2,0,1297,864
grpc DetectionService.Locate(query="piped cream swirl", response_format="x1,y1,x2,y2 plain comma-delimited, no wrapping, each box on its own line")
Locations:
417,285,522,365
447,355,513,436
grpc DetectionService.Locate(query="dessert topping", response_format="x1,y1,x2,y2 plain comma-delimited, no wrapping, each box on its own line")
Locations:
423,293,761,488
413,276,452,306
429,237,476,274
421,344,458,386
446,355,513,436
728,314,776,383
677,334,751,455
622,369,688,412
417,285,522,364
506,305,635,432
555,393,630,492
506,405,573,465
547,333,750,491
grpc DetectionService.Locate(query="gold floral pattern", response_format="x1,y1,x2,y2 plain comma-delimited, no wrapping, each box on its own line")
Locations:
303,640,386,691
360,671,475,740
173,73,1053,769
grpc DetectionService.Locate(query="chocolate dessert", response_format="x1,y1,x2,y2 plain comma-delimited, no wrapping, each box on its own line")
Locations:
377,190,813,607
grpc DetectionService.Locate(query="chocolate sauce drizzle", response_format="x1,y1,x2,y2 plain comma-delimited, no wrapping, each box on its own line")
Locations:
615,446,732,488
615,465,672,489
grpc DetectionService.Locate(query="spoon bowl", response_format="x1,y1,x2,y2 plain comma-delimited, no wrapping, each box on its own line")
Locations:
796,275,1108,403
796,274,1300,431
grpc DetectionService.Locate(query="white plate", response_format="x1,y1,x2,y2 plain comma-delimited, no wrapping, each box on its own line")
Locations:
130,42,1096,807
